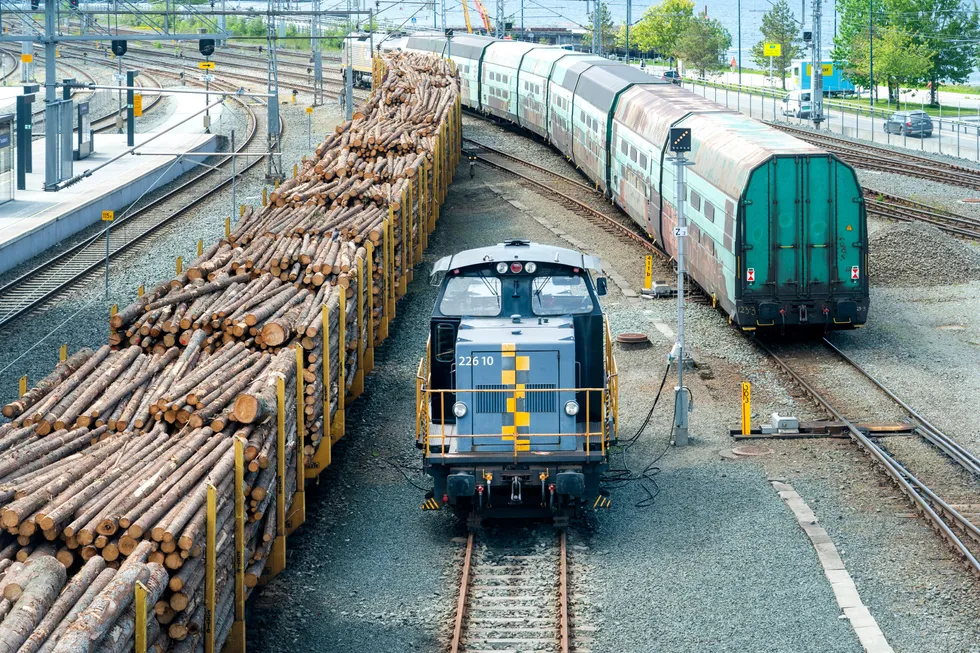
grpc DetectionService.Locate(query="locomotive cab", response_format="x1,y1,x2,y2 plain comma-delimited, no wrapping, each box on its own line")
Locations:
416,240,618,525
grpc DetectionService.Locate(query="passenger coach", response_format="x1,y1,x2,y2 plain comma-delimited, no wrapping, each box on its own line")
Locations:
383,33,869,331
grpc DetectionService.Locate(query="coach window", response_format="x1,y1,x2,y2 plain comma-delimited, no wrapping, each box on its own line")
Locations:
690,190,701,211
629,146,637,163
704,202,715,222
621,139,628,155
639,153,648,170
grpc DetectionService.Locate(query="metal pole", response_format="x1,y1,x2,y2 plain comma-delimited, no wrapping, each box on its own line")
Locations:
345,40,353,121
672,150,690,447
307,110,311,148
869,0,874,110
625,0,630,63
105,223,110,297
737,0,741,85
811,0,824,127
231,129,236,220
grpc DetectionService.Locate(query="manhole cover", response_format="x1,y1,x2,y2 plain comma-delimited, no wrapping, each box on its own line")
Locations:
615,332,651,349
960,198,980,204
937,324,966,331
731,444,774,457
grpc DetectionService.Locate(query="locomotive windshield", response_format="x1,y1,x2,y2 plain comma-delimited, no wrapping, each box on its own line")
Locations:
439,275,502,316
531,275,594,316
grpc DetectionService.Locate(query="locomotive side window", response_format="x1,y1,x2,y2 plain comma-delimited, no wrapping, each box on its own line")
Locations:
440,276,502,316
434,323,456,363
531,276,594,316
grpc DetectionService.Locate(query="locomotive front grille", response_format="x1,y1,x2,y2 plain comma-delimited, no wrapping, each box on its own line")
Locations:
524,383,557,412
475,385,507,413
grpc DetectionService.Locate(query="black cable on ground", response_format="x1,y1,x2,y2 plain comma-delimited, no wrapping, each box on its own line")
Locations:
602,363,674,508
382,456,432,493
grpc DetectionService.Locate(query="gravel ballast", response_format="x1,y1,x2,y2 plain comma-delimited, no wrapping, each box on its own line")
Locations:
869,221,980,286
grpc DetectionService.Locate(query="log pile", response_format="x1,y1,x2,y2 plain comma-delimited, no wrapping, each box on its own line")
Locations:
0,51,459,652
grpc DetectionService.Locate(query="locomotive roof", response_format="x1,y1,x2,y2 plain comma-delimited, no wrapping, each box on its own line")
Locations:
431,240,601,280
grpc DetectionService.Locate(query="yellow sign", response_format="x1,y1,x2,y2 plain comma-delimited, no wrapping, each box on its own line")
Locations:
741,382,751,436
199,61,215,70
643,255,653,290
21,53,32,63
101,210,114,221
306,106,313,114
763,43,781,57
805,63,835,76
133,94,143,117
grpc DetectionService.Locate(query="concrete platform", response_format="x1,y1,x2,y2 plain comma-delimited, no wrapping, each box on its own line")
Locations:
0,91,225,275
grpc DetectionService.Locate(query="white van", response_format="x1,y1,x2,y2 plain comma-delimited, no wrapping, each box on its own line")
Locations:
782,90,812,117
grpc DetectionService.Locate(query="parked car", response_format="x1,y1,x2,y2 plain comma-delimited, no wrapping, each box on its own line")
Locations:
883,111,933,137
782,90,811,117
661,69,682,85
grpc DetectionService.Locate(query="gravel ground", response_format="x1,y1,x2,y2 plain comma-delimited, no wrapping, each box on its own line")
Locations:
869,221,980,286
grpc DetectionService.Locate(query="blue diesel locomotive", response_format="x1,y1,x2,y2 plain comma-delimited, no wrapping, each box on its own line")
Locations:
416,241,617,525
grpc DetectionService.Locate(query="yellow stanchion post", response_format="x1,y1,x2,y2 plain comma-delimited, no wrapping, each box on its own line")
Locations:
377,224,389,343
350,258,365,400
204,483,216,653
262,377,287,581
137,284,145,298
198,240,204,256
59,343,67,363
398,189,408,298
225,217,231,238
18,375,27,398
331,291,346,443
644,256,653,290
240,204,245,218
365,242,376,371
262,187,268,206
287,347,306,535
386,210,396,322
176,256,183,276
308,304,332,478
225,437,246,653
110,304,118,316
421,160,429,249
135,581,148,653
413,175,423,266
741,382,752,436
293,163,297,179
405,174,414,284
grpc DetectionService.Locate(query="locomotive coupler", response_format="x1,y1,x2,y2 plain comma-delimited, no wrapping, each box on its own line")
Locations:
510,477,522,505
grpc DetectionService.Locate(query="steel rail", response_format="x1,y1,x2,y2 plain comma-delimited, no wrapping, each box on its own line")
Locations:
448,531,474,653
558,530,570,653
756,339,980,574
462,136,597,194
0,86,267,329
822,338,980,478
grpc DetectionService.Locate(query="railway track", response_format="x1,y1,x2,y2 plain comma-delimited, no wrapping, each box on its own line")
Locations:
450,530,572,653
0,48,18,83
770,123,980,191
757,337,980,574
864,189,980,240
0,83,268,329
462,136,663,256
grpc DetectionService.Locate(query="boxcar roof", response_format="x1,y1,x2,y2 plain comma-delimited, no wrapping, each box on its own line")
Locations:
615,84,731,147
483,41,538,69
406,33,495,60
431,241,602,278
519,47,577,78
576,66,663,114
678,111,829,197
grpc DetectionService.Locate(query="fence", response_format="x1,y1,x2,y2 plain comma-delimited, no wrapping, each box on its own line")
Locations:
684,77,980,162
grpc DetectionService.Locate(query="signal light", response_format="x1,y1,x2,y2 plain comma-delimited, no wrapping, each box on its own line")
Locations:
442,494,449,503
510,262,523,273
30,0,38,9
111,40,127,56
69,0,78,7
199,39,215,56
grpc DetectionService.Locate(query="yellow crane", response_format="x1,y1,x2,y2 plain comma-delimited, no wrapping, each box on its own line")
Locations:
460,0,474,33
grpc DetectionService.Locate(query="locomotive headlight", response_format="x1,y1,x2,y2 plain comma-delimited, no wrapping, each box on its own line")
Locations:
496,262,508,274
525,262,537,274
564,401,579,416
452,402,468,418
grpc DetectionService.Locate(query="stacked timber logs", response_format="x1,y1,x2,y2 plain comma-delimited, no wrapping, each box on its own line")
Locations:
0,51,459,652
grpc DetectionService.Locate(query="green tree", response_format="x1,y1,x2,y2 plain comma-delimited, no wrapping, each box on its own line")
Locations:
842,27,933,106
584,2,617,53
630,0,695,65
750,0,804,89
833,0,980,105
675,15,732,77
